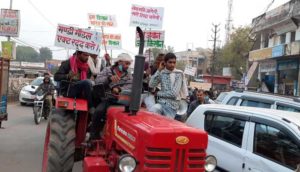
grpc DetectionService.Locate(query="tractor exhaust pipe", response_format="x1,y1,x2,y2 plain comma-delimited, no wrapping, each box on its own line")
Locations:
129,27,145,115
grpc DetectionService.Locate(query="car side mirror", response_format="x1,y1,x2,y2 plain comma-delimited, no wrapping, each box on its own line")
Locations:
31,85,35,89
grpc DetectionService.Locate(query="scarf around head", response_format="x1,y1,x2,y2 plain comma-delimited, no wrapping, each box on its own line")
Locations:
70,55,89,80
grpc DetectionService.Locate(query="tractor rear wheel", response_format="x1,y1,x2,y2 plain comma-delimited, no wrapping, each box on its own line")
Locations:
47,109,75,172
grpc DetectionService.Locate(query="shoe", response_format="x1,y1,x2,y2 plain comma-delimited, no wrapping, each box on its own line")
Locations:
89,107,95,114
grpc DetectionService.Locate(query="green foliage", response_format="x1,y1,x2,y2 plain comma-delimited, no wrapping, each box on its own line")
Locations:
16,46,39,62
16,46,53,62
176,60,187,71
39,47,53,61
216,26,252,79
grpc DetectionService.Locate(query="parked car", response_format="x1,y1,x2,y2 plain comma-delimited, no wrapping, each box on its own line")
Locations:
215,90,300,112
186,104,300,172
19,77,57,105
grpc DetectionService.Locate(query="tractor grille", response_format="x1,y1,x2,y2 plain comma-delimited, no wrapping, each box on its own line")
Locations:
144,147,205,172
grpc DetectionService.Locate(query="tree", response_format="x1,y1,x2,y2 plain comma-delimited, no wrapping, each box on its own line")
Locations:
216,26,252,79
150,48,163,60
176,60,187,71
39,47,52,62
16,46,39,62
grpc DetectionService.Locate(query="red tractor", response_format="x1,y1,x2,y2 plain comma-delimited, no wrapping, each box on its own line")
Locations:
42,27,215,172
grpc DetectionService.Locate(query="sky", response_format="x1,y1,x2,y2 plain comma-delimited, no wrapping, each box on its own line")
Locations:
0,0,290,60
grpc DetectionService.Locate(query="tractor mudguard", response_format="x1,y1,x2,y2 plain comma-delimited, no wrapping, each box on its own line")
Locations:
55,97,88,111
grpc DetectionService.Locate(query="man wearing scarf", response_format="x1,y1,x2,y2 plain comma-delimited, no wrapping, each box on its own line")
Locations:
149,53,188,119
54,50,94,114
89,53,133,140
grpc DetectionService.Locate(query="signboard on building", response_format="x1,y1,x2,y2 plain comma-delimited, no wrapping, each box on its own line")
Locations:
135,30,164,48
0,9,20,37
130,4,164,29
54,24,102,55
278,60,298,70
1,41,16,60
88,13,117,27
184,66,196,76
249,47,272,61
190,82,212,90
21,62,45,68
101,33,121,49
259,60,276,73
272,44,285,57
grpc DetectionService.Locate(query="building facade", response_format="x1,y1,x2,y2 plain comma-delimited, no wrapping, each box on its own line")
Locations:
249,0,300,96
175,47,212,77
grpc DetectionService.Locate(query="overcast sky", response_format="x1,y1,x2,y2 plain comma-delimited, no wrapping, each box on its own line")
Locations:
0,0,290,60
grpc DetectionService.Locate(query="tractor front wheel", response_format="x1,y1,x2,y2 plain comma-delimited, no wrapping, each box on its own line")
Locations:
46,109,76,172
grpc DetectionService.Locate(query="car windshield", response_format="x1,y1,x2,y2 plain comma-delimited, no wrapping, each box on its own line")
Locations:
215,92,228,104
31,78,44,86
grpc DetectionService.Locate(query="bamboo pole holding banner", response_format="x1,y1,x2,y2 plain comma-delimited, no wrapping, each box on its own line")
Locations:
101,26,111,66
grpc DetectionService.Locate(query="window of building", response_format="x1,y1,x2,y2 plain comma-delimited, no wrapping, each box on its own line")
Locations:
205,113,246,147
226,97,239,105
254,123,300,170
241,99,271,109
290,31,296,42
263,34,269,48
280,34,286,44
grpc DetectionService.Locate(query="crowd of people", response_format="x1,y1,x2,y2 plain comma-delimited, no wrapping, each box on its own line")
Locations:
51,50,211,140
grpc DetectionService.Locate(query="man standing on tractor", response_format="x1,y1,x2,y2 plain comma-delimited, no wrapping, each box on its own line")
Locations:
149,52,188,119
54,50,95,114
90,53,133,140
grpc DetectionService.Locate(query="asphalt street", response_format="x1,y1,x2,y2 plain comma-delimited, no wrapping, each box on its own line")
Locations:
0,103,81,172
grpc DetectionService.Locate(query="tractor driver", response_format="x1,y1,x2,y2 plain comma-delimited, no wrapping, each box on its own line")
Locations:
54,50,95,114
90,53,133,140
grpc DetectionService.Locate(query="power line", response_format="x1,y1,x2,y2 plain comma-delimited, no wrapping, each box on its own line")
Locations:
27,0,56,27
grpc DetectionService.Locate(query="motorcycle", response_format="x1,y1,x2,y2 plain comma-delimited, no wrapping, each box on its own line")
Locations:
32,91,51,125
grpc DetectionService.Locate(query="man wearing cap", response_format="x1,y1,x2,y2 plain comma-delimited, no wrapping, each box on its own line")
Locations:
90,53,133,140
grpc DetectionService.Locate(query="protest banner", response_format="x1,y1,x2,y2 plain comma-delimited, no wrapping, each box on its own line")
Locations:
54,24,102,55
184,66,197,76
1,41,16,60
0,9,20,37
130,4,164,29
88,13,117,27
136,30,164,48
101,33,122,50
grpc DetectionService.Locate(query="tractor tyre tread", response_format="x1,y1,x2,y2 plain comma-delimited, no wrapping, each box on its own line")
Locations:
47,109,75,172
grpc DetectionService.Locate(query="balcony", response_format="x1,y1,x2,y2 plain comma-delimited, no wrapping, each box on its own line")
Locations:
249,47,272,61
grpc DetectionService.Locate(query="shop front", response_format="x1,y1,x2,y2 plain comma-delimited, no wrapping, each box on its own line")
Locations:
277,59,299,96
258,60,276,93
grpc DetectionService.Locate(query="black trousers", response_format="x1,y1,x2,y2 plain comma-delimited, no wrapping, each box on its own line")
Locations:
90,99,119,139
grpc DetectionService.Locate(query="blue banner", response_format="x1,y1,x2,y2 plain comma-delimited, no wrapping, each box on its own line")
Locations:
272,44,285,57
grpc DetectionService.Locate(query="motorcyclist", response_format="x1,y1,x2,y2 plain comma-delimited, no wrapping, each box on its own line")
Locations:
32,74,55,112
54,50,95,114
90,53,133,140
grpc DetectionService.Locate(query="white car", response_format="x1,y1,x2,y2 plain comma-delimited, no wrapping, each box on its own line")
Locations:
186,104,300,172
19,77,57,105
215,90,300,112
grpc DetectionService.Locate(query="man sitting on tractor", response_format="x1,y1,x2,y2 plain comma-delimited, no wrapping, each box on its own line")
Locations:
149,53,188,119
54,50,95,114
90,53,133,140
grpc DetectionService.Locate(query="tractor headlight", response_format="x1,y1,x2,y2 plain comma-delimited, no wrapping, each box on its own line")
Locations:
118,154,137,172
205,155,217,172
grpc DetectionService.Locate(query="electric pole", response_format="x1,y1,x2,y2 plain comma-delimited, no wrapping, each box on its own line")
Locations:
210,24,220,90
